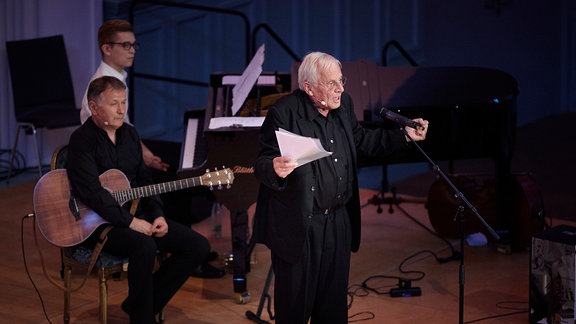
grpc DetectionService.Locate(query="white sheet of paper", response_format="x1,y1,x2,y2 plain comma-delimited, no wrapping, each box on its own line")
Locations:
208,117,265,129
275,128,332,167
231,44,266,115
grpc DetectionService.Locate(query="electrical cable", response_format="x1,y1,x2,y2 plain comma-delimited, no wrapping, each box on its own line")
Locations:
21,213,54,324
346,192,463,321
0,149,27,180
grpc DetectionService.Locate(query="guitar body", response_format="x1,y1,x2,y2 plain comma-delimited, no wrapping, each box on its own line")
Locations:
33,169,130,247
33,167,234,247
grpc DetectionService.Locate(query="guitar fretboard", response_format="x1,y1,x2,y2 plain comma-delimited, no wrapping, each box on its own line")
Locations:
113,176,205,203
106,168,232,204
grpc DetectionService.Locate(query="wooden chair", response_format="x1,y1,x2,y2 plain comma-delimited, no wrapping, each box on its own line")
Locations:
50,144,129,324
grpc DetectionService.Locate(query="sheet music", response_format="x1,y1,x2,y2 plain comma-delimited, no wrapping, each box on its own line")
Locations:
223,75,276,86
275,128,332,167
231,44,266,115
181,118,199,169
208,116,265,129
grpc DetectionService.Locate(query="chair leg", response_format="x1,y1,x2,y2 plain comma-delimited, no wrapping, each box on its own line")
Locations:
6,126,22,184
63,267,72,324
98,269,108,324
29,124,43,178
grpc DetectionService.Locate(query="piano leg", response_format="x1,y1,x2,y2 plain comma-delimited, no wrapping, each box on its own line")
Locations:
230,208,251,304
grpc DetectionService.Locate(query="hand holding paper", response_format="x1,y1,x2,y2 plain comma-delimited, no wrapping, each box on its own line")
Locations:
275,128,332,167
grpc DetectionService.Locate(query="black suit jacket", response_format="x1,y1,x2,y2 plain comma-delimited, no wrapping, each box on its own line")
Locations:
253,89,410,263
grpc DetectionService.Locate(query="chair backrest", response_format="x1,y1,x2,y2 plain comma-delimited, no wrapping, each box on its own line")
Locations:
5,35,77,119
50,145,69,170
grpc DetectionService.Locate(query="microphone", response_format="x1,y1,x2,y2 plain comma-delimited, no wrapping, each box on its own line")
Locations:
310,94,327,107
374,107,425,131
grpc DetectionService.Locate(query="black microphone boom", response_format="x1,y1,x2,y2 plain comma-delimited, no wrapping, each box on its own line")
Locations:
374,107,425,131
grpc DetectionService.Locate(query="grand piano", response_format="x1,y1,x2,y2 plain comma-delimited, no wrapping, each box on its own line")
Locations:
346,62,529,249
178,62,522,300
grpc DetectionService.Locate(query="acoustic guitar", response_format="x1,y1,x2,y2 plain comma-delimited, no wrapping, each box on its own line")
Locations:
33,168,234,247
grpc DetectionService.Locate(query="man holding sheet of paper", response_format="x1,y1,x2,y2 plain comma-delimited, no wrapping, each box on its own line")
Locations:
253,51,428,324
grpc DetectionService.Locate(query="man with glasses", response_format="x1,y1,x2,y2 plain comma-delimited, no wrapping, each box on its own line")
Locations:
80,19,168,171
253,51,429,323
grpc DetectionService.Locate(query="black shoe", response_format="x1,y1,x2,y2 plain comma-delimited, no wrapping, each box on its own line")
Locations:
192,262,225,279
123,298,161,324
206,251,219,262
121,298,131,314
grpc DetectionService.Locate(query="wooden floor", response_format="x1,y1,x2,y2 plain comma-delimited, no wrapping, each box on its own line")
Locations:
3,176,572,324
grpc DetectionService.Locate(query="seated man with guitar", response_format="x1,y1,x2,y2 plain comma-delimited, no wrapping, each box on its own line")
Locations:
66,76,211,323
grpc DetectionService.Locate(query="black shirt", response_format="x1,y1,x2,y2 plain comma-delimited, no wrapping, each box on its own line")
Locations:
66,118,163,227
311,108,353,211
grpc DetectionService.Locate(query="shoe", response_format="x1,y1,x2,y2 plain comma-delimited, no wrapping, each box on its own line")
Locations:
206,251,219,262
192,262,225,279
123,298,161,323
121,298,131,314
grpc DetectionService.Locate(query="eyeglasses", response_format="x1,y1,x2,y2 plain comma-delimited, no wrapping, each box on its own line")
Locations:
107,41,140,51
319,76,347,90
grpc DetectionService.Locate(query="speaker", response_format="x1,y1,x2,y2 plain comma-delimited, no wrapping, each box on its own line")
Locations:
530,225,576,323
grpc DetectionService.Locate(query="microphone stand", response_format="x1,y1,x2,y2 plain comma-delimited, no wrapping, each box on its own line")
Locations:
398,127,500,324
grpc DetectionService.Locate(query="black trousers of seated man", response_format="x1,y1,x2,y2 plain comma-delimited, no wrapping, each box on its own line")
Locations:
142,140,225,280
87,219,210,323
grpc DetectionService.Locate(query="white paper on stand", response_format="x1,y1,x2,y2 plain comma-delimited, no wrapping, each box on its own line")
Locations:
275,128,332,167
230,44,266,115
208,117,265,129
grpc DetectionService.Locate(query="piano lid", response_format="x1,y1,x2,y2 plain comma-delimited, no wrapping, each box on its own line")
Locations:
377,66,519,110
344,65,519,165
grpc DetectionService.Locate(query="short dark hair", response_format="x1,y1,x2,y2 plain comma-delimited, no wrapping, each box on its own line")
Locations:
97,19,134,49
87,76,126,102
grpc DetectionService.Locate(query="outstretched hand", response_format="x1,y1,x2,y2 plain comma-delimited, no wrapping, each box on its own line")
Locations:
405,118,429,141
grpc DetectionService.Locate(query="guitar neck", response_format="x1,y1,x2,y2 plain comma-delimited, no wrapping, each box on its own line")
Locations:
112,176,203,202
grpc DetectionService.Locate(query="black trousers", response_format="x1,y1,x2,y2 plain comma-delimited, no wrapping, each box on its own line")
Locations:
100,218,210,323
272,207,351,324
